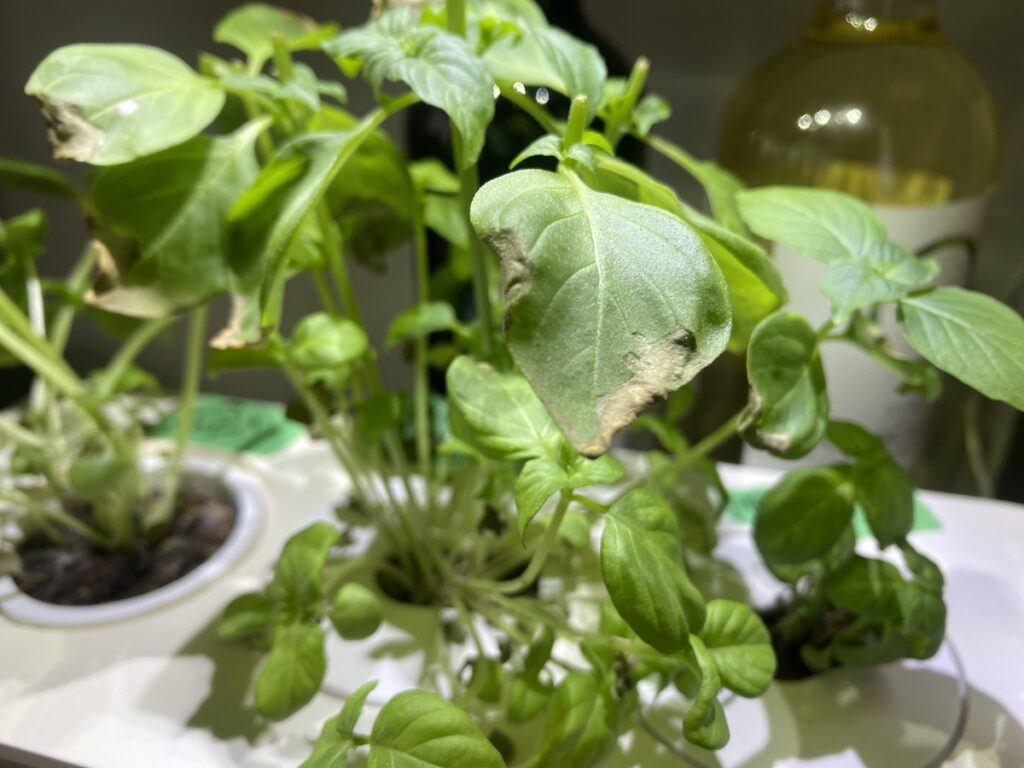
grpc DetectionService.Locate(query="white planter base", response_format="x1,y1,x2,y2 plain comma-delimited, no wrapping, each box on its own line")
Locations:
0,454,267,627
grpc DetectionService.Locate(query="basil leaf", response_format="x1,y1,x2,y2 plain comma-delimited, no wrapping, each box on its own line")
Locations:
87,120,265,318
288,314,369,390
336,680,379,737
698,599,776,698
26,44,224,165
737,186,884,265
0,156,76,198
255,622,327,721
268,522,339,615
218,592,275,642
601,489,705,652
215,4,326,68
530,672,617,768
326,9,494,167
683,635,729,749
386,302,459,348
329,583,383,640
472,169,731,456
898,286,1024,411
820,241,939,323
824,555,904,623
368,689,505,768
755,467,855,566
741,312,828,459
515,453,623,538
447,356,561,461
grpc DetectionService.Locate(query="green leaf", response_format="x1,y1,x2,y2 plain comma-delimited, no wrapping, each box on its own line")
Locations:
898,543,946,659
255,622,327,721
0,209,46,269
326,9,494,167
683,635,729,750
507,674,551,723
288,314,369,389
824,555,904,622
485,26,606,119
827,421,914,546
755,467,855,566
594,155,784,352
447,356,561,461
633,95,671,137
472,169,731,456
820,241,939,323
26,44,224,165
368,689,505,768
737,186,884,265
218,592,275,641
0,156,76,198
329,583,383,640
310,106,415,270
215,4,325,68
601,489,705,653
87,120,265,318
386,302,458,348
510,135,563,169
740,311,828,459
301,725,351,768
515,453,624,539
337,680,379,737
268,522,339,615
467,657,504,703
423,193,469,248
898,287,1024,411
224,125,382,344
409,158,460,194
530,672,617,768
698,599,776,697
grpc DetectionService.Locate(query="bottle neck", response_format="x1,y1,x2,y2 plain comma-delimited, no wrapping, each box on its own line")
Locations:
806,0,942,42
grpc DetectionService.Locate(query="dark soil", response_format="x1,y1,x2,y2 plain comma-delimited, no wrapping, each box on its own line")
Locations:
14,476,236,606
759,602,853,681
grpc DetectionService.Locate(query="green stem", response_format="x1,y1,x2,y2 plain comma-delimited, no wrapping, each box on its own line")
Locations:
562,95,589,153
0,489,109,548
615,412,743,501
452,593,486,657
446,0,466,36
149,306,207,530
411,203,433,480
604,57,650,149
96,317,173,400
471,491,571,595
0,415,45,451
451,133,495,359
497,82,562,135
311,268,339,315
50,246,98,355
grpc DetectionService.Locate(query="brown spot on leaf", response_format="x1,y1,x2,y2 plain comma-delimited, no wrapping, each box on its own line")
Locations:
484,229,533,327
35,96,101,163
585,328,700,457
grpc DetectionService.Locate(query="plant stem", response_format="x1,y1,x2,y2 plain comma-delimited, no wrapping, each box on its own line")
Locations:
50,246,98,355
149,306,207,530
497,82,562,135
0,489,108,548
0,415,45,452
451,133,495,360
562,95,589,152
446,0,466,36
614,412,743,501
311,268,339,315
411,204,433,480
604,57,650,149
96,317,173,400
471,491,571,595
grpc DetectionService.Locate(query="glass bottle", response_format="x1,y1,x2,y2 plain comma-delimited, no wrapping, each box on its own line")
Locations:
719,0,1003,487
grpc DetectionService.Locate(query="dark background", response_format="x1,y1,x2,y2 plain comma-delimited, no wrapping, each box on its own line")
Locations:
1,1,1022,495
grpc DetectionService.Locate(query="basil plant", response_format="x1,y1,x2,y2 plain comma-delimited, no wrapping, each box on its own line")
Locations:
0,182,208,571
19,0,1024,764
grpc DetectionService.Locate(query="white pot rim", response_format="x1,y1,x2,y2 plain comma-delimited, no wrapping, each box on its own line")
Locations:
0,453,267,628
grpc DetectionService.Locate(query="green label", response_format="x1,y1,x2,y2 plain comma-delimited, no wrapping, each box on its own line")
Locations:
150,394,305,455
